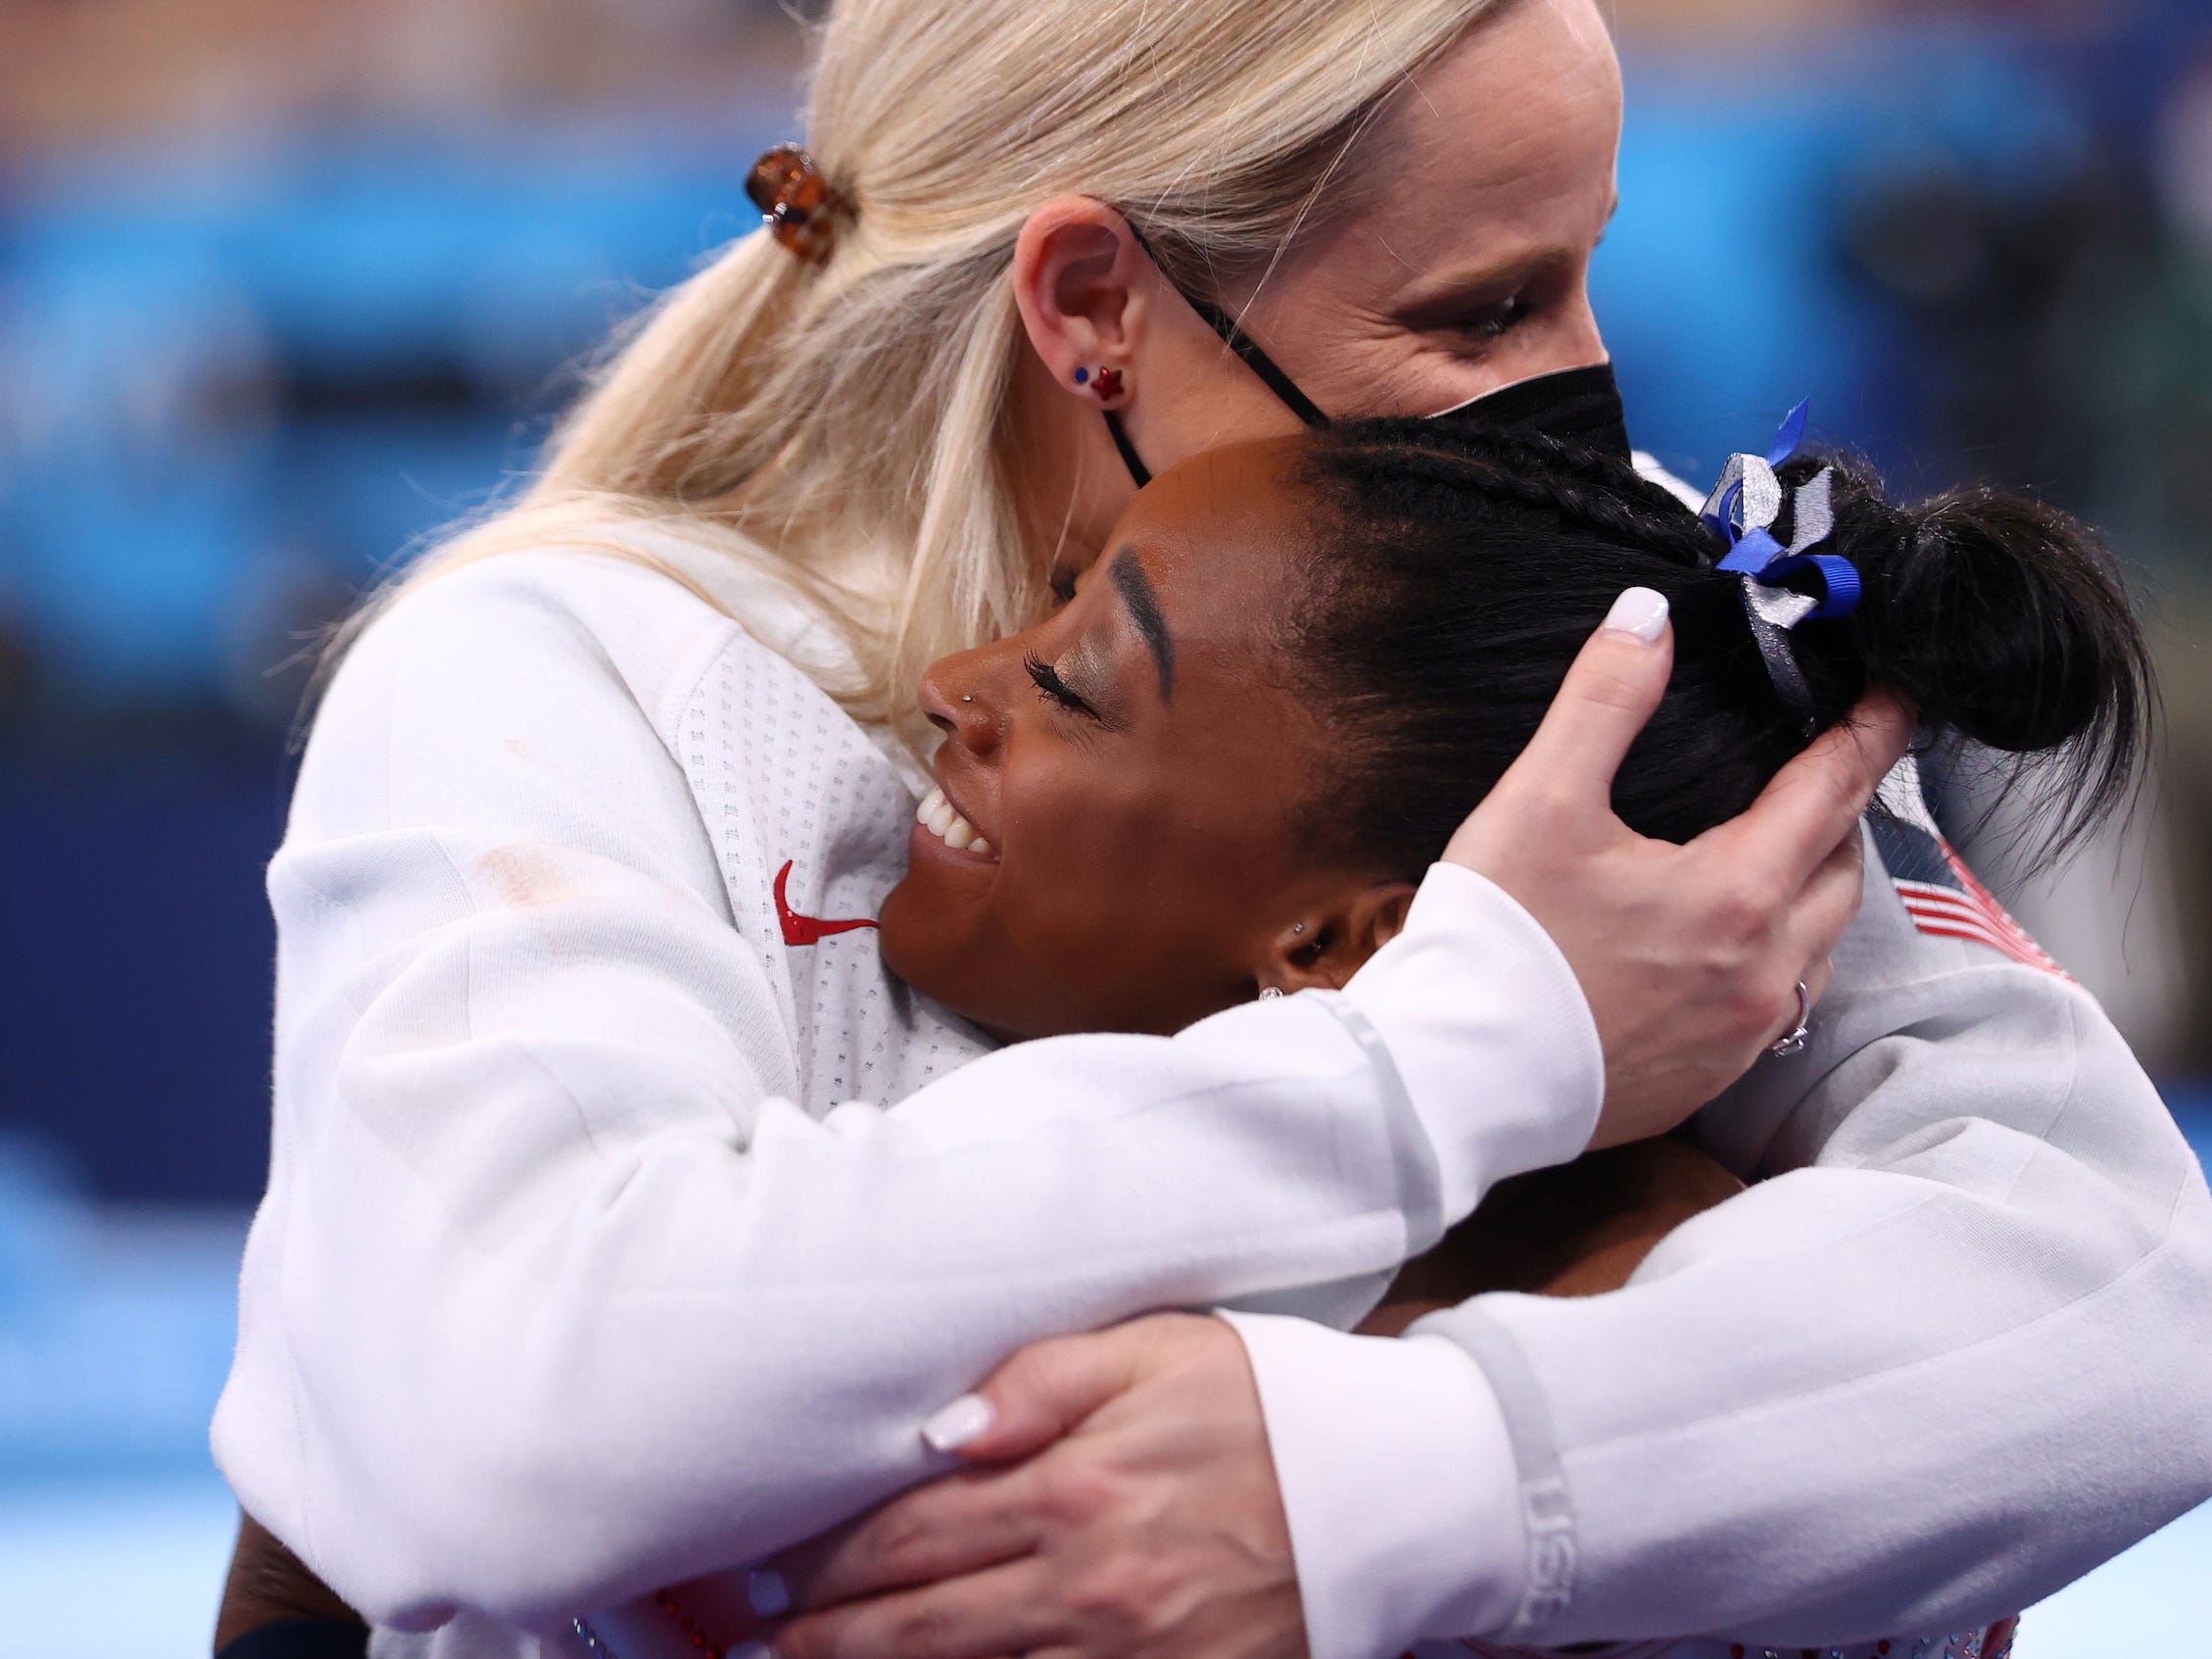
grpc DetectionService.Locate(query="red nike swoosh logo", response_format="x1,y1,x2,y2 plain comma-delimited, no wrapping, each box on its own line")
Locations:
774,860,881,947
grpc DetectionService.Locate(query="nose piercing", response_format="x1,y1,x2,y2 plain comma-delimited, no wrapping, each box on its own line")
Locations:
962,695,975,704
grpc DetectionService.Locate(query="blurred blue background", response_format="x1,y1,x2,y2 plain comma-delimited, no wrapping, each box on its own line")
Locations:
1,0,2208,1651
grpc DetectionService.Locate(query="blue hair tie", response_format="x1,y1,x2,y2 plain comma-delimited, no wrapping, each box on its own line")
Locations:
1698,402,1862,725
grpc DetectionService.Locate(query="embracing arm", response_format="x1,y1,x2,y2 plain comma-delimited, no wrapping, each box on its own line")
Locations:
212,553,1608,1634
1237,793,2212,1658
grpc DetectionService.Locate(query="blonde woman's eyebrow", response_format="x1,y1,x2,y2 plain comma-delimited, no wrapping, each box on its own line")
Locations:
1109,549,1176,701
1389,195,1618,320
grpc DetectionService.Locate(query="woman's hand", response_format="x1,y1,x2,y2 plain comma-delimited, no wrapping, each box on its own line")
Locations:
736,1145,1751,1659
1445,590,1913,1149
746,1313,1304,1659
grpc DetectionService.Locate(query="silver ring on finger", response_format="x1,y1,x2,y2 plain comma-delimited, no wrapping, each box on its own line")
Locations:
1769,980,1812,1058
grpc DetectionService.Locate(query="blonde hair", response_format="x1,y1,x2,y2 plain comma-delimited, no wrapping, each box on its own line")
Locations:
362,0,1510,742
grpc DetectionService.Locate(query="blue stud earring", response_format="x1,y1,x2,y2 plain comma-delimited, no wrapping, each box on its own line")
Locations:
1074,367,1091,386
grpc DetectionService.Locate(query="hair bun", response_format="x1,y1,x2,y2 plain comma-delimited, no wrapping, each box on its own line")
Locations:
1790,458,2152,856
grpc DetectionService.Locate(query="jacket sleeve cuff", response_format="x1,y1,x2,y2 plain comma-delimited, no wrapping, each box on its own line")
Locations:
1342,863,1602,1220
1218,1311,1526,1659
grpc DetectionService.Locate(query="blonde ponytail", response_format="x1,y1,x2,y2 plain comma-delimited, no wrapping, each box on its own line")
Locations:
355,0,1510,742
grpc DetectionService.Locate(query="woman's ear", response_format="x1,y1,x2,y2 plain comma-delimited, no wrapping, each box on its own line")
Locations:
1259,882,1419,997
1010,197,1152,401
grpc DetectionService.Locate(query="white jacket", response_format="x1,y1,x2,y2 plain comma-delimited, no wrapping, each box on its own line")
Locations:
213,540,1596,1645
210,537,2212,1659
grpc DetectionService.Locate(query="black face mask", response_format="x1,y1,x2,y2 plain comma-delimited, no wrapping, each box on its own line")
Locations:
1424,361,1632,460
1104,284,1631,487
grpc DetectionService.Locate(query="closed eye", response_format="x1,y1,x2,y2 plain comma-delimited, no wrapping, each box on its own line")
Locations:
1025,653,1102,722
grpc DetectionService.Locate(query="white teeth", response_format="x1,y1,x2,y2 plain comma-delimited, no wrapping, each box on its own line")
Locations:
916,787,995,857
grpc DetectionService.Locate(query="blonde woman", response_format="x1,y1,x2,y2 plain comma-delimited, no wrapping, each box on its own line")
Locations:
211,2,2212,1658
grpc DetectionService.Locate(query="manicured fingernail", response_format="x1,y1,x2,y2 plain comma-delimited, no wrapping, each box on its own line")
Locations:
921,1392,994,1453
746,1567,792,1619
727,1641,774,1659
1602,587,1669,644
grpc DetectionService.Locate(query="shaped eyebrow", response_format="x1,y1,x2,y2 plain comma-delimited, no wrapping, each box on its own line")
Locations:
1109,548,1176,701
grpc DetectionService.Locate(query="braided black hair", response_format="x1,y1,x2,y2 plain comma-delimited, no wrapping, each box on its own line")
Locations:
1280,417,2151,880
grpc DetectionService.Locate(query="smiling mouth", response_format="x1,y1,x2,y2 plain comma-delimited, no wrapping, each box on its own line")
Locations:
916,785,995,858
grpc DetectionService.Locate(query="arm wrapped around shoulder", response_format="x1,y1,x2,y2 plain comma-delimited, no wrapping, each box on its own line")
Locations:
216,553,1605,1629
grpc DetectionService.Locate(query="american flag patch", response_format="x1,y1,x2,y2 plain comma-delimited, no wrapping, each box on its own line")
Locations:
1870,768,2068,980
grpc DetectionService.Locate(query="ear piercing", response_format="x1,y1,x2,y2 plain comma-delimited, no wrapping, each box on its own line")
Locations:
1260,987,1285,1000
1292,923,1307,936
1074,366,1125,402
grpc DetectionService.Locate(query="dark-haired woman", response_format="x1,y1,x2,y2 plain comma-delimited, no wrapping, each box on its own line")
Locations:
212,1,2212,1656
677,421,2143,1659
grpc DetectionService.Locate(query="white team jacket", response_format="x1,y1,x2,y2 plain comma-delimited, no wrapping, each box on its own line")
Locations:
210,534,2212,1659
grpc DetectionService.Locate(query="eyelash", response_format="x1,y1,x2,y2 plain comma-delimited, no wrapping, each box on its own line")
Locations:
1458,294,1536,341
1025,653,1100,722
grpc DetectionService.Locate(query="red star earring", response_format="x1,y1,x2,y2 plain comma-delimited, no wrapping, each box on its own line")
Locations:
1076,366,1125,403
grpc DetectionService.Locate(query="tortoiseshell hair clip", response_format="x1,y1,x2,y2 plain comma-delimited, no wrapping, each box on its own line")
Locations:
745,142,847,263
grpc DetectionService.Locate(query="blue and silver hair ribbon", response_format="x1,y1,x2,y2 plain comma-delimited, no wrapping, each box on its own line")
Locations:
1699,401,1862,725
